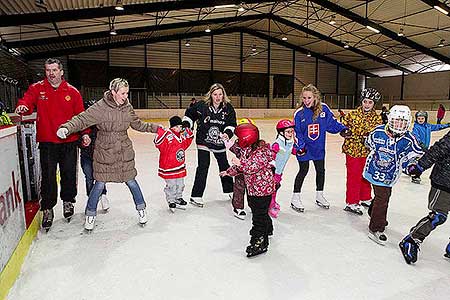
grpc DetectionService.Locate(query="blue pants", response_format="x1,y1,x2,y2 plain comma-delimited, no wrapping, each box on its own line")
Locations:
80,154,106,196
85,179,146,216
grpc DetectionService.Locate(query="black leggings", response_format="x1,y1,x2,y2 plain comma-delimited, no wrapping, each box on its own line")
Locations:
293,160,325,193
191,149,233,197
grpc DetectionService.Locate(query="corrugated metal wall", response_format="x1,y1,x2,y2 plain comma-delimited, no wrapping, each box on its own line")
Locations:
69,50,107,61
213,33,240,72
317,59,337,94
147,40,179,69
110,45,145,67
182,36,210,70
270,43,292,75
242,33,267,74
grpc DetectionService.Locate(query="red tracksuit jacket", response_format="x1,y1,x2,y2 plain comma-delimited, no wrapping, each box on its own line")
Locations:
154,127,194,179
17,79,87,143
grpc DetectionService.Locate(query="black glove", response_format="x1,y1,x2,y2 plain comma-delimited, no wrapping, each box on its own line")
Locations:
182,120,191,129
340,128,352,138
407,163,424,176
295,148,307,157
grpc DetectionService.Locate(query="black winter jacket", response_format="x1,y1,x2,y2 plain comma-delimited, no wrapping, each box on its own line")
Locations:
418,130,450,193
183,101,236,153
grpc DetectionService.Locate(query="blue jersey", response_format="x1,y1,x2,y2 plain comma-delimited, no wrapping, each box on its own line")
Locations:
412,122,450,149
363,125,424,187
293,104,347,161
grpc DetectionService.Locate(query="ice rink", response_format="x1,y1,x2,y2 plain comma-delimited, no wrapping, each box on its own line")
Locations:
7,119,450,300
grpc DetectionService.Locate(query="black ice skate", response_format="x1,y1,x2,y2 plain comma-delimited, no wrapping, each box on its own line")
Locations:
360,200,372,208
190,197,204,208
399,235,420,264
344,204,363,215
63,201,74,222
368,230,387,245
233,208,246,220
175,198,187,210
411,177,421,184
246,236,268,258
444,242,450,259
169,202,176,213
42,209,54,232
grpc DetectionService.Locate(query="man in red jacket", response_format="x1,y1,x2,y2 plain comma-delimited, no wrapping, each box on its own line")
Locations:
15,58,89,231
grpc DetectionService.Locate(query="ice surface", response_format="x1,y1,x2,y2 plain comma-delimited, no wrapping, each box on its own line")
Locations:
7,120,450,300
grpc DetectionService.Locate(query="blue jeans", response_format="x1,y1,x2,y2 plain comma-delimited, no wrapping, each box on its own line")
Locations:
85,179,146,216
80,154,106,196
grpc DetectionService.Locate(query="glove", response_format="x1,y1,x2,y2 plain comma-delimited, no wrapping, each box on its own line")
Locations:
407,163,424,176
340,128,352,138
56,128,69,139
182,120,191,129
295,148,306,157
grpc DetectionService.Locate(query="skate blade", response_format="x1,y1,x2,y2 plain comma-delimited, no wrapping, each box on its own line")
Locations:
139,222,147,227
368,234,386,246
190,201,204,208
175,205,186,210
316,201,330,209
246,249,268,258
84,228,94,234
169,208,175,213
444,253,450,259
343,207,363,215
42,227,51,233
399,243,414,264
291,204,304,213
234,214,245,220
65,217,72,223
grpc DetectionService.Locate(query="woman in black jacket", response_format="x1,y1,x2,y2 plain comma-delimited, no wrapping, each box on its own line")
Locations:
182,83,237,207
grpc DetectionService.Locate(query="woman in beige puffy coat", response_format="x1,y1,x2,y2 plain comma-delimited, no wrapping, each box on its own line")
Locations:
57,78,160,231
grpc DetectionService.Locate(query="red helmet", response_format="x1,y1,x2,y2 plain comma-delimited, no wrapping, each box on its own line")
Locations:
276,119,295,133
235,123,259,148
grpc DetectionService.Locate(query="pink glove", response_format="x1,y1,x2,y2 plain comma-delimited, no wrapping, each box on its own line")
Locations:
274,173,282,183
224,139,234,150
271,142,280,153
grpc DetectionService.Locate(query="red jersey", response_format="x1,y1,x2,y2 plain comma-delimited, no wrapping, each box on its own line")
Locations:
154,127,194,179
17,79,87,143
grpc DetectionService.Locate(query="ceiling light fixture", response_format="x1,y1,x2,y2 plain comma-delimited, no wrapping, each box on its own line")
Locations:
238,3,245,12
438,39,445,47
282,36,288,41
329,15,336,25
205,26,211,33
110,26,117,35
214,4,236,9
306,52,312,57
185,40,191,47
382,52,388,57
434,5,449,15
343,41,350,49
366,25,380,33
397,27,404,37
115,0,124,11
251,44,257,52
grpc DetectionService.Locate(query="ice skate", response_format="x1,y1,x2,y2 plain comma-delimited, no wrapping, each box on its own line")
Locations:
344,204,363,215
169,202,176,213
360,200,372,208
411,177,421,184
399,235,420,264
84,215,96,232
226,192,233,201
100,195,110,212
190,197,204,208
233,208,246,220
138,209,148,226
315,191,330,209
368,230,387,245
246,236,268,258
63,201,74,222
175,198,187,210
291,193,305,213
42,209,54,232
444,242,450,259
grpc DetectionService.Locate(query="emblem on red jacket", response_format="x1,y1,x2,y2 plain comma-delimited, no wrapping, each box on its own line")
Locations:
65,95,71,101
308,123,320,141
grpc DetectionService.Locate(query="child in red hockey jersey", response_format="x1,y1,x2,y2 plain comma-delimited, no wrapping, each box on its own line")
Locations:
154,116,194,212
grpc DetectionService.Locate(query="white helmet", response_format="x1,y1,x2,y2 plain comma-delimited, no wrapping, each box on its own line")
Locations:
388,105,411,136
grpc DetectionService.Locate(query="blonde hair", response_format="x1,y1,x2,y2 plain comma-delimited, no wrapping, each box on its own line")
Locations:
204,83,231,105
109,78,129,92
301,84,322,120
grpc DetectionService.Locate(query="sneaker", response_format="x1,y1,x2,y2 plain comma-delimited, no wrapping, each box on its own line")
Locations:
42,209,54,231
344,204,363,215
368,230,387,245
315,191,330,209
399,235,420,264
190,197,204,208
291,193,305,213
100,195,110,211
84,215,96,231
138,209,148,225
233,208,246,220
175,198,187,210
168,202,176,213
360,200,372,208
63,201,74,221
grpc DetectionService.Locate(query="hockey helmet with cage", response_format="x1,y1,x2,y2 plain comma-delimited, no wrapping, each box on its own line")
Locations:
415,111,428,123
360,88,381,103
235,123,259,148
387,105,411,136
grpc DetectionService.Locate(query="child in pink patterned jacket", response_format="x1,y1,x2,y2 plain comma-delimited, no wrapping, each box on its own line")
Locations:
220,123,276,258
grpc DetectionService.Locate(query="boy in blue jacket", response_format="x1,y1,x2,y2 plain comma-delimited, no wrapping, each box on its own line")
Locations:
364,105,424,245
410,111,450,183
291,84,350,212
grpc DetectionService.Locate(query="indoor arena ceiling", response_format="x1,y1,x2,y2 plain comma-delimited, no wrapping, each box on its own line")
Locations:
0,0,449,77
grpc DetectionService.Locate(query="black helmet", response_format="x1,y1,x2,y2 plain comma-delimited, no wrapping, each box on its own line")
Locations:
415,111,428,122
360,88,381,103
